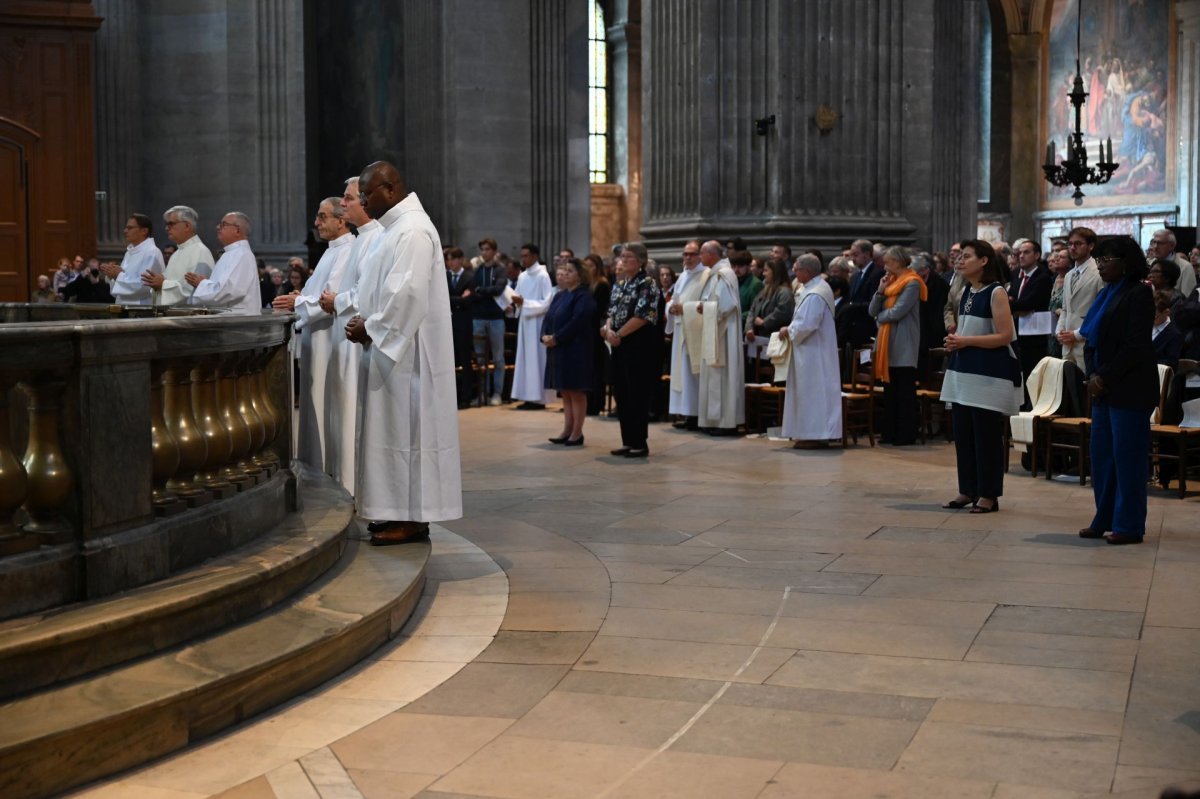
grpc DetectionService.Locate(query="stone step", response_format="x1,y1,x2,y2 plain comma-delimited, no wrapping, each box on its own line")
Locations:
0,533,429,799
0,467,352,700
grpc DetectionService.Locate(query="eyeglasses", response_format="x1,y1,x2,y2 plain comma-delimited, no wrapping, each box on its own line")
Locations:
681,251,699,257
164,220,183,228
217,221,239,229
1095,256,1125,267
123,224,139,230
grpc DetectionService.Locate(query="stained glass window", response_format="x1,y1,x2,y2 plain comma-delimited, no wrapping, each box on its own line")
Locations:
588,1,607,183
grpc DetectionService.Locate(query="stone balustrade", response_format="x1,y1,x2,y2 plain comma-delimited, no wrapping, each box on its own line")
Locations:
0,304,294,618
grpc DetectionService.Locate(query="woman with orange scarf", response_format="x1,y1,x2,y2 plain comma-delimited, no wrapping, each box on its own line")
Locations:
869,247,928,445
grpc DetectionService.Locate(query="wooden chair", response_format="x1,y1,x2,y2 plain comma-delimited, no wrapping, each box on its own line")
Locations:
917,347,948,444
841,346,876,447
1043,374,1092,485
1150,360,1200,498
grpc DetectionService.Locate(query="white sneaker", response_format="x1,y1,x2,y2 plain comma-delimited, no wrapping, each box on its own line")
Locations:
489,394,502,406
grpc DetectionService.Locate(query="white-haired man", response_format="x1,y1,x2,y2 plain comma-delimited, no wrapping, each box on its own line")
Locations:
668,239,709,430
695,239,745,433
780,253,842,447
186,212,261,315
1148,229,1195,298
141,205,213,305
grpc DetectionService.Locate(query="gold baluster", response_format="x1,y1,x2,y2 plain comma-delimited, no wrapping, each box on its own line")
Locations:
235,351,266,482
216,356,254,487
248,349,276,475
0,380,35,554
253,347,283,470
191,358,235,497
19,378,74,541
163,363,210,506
149,362,182,515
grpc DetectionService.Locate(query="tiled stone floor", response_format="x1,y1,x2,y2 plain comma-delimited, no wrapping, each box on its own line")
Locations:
73,406,1200,798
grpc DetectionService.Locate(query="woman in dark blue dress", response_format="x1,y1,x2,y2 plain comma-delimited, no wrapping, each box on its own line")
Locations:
542,258,597,446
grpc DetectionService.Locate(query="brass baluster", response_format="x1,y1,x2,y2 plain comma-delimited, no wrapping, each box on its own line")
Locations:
19,379,73,540
216,355,255,486
253,347,282,470
0,380,34,554
235,351,266,482
191,358,235,497
163,363,210,506
149,362,182,515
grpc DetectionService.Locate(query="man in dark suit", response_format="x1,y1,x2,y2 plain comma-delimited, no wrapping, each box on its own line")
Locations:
1009,239,1053,408
445,246,476,408
1151,289,1184,369
845,238,881,347
914,254,949,382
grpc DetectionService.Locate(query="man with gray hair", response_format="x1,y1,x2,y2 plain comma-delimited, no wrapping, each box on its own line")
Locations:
780,253,842,447
186,211,261,315
1148,228,1195,298
695,239,745,433
845,238,881,346
141,205,213,305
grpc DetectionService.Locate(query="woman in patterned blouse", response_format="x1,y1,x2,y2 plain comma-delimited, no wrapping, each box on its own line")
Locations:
602,243,662,458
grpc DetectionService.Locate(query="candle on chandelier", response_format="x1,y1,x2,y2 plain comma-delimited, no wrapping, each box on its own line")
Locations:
1106,137,1113,164
1046,141,1055,167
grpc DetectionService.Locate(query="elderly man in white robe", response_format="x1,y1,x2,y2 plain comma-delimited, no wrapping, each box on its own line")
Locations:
318,177,383,495
511,243,555,409
695,239,745,434
140,206,213,305
346,161,461,545
668,240,709,431
186,212,262,315
780,253,843,448
100,213,164,304
273,197,354,471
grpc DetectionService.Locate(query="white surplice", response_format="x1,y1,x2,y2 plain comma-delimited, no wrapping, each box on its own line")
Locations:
697,265,745,429
155,235,213,306
325,219,383,495
294,231,355,471
354,194,461,522
668,264,710,416
511,262,554,402
189,239,261,315
109,238,165,305
782,277,842,441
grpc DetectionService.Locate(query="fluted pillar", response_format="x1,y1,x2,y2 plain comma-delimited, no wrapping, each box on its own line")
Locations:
641,0,975,261
91,0,142,253
606,0,643,244
1008,32,1042,238
1178,0,1200,227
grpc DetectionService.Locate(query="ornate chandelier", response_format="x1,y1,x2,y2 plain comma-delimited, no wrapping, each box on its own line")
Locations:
1042,0,1119,206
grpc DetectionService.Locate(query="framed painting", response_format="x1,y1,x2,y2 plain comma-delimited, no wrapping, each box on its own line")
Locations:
1041,0,1177,210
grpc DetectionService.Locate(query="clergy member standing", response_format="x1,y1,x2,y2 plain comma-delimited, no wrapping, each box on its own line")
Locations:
186,212,262,315
668,240,709,431
696,240,745,433
345,161,461,545
101,213,164,304
781,253,843,447
140,206,213,305
511,244,555,410
274,197,354,471
319,177,384,495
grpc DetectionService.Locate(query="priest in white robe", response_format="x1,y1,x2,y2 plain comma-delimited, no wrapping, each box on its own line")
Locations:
141,205,213,306
319,177,384,495
101,213,164,304
346,161,461,545
186,212,262,315
781,253,843,447
696,240,745,432
511,244,555,408
668,240,709,429
275,197,354,471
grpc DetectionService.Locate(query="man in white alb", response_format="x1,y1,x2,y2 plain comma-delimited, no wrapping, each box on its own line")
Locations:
319,177,384,495
100,213,164,304
511,243,555,409
695,239,745,433
140,206,214,305
274,198,354,471
186,212,262,315
781,253,842,447
668,239,709,431
345,161,461,545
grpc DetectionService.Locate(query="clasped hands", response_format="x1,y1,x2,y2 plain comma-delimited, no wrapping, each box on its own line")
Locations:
345,315,371,344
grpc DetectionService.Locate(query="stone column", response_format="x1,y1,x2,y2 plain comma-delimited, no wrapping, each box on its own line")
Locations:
606,0,642,245
640,0,978,262
1008,32,1042,238
1178,0,1200,227
91,0,141,254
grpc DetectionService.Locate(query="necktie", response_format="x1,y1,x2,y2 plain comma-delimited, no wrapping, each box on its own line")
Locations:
1069,267,1080,293
1019,272,1028,297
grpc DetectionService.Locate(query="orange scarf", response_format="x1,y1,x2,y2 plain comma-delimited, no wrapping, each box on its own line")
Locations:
873,270,928,382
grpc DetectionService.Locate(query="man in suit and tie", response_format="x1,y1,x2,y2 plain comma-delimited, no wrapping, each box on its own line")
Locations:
845,238,881,347
445,246,476,408
1056,227,1104,372
1009,239,1053,407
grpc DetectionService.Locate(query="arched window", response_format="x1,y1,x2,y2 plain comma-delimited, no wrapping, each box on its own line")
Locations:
588,1,608,183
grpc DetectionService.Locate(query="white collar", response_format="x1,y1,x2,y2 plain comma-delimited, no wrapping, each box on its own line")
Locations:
127,238,156,253
223,239,250,254
327,231,354,249
176,235,201,250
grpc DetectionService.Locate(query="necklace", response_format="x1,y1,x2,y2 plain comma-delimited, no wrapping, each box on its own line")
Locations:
962,282,995,315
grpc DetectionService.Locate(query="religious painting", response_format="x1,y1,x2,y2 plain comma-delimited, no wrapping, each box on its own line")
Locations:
1041,0,1176,210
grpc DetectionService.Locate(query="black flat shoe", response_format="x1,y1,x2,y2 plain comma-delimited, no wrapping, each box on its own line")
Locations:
1104,533,1143,545
941,497,977,509
548,436,569,444
624,448,649,458
563,436,584,447
1078,527,1104,539
610,447,632,456
969,499,999,514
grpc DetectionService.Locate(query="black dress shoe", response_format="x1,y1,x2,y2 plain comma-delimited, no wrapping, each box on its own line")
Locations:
1104,533,1143,545
1078,527,1104,539
672,420,689,429
548,436,570,444
624,448,649,458
610,447,632,456
563,436,584,447
516,402,546,410
941,497,977,509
